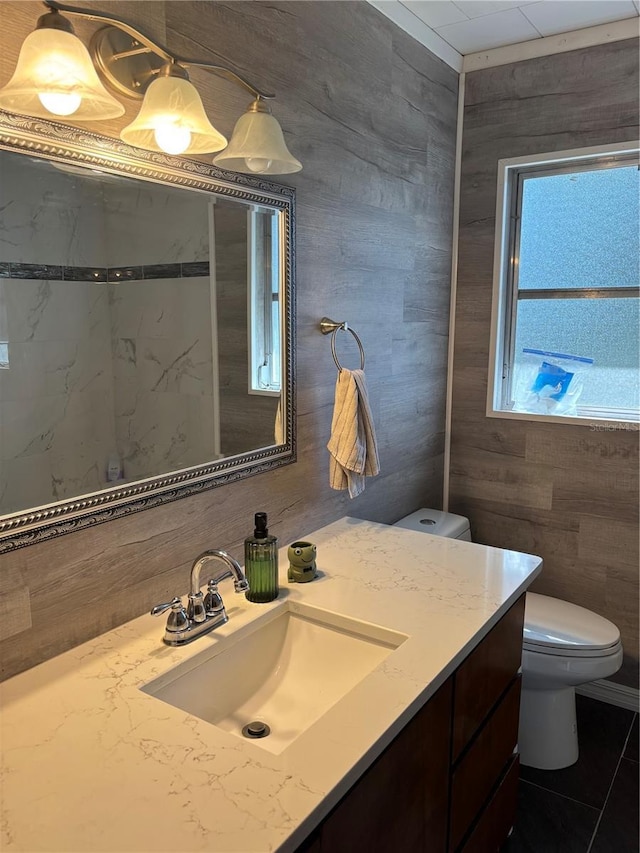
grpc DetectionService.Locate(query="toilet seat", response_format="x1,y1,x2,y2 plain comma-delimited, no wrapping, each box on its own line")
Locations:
523,638,623,658
524,593,621,658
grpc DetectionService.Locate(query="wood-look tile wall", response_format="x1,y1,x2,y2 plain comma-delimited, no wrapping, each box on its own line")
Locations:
450,39,639,688
0,2,458,679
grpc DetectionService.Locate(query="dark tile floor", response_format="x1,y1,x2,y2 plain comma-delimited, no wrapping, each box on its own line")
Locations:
505,695,639,853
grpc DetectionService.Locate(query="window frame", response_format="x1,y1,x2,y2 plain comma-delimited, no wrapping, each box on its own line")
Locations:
247,205,283,398
487,141,640,428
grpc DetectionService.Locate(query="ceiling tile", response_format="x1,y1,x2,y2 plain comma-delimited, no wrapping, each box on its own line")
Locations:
453,1,536,19
437,7,541,52
521,1,638,36
400,1,469,28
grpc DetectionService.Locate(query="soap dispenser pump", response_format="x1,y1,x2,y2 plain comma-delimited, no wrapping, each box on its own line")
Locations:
244,512,279,603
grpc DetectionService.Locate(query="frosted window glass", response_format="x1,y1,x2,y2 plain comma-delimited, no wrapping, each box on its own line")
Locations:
514,298,640,409
518,166,639,291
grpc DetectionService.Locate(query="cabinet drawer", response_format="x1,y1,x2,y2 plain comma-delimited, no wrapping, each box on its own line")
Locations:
318,678,452,853
452,595,524,762
459,755,520,853
449,676,521,852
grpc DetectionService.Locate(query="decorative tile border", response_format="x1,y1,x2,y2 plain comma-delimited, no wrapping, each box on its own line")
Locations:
181,261,211,278
64,266,108,282
1,262,64,280
107,265,143,282
0,261,210,282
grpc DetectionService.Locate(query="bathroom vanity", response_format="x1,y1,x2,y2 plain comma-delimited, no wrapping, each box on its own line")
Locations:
0,518,541,852
300,595,525,853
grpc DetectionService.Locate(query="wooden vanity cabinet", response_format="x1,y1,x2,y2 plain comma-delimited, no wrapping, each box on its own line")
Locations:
450,594,525,852
295,596,525,853
317,677,452,853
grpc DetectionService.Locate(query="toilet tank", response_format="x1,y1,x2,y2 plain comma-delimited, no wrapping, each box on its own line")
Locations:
393,508,472,541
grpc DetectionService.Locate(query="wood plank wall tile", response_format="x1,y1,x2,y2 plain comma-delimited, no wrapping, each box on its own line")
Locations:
552,469,639,522
450,38,640,688
578,518,639,571
0,563,31,641
0,2,458,679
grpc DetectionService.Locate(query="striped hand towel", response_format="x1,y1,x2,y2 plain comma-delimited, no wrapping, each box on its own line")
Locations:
327,368,380,498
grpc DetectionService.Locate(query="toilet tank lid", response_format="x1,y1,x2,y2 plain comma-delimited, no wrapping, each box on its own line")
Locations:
524,593,621,651
393,508,470,539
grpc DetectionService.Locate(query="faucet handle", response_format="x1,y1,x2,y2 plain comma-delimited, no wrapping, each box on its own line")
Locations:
151,596,183,617
151,597,189,633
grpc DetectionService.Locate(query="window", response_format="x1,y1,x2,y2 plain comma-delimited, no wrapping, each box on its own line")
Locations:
248,207,281,396
488,143,639,424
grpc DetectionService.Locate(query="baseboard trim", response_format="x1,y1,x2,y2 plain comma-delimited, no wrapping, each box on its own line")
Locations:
576,679,639,712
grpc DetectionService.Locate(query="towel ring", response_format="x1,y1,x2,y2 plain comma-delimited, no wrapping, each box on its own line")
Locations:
320,317,366,372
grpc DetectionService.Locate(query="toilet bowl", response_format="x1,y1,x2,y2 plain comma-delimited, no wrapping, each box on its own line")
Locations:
392,508,623,771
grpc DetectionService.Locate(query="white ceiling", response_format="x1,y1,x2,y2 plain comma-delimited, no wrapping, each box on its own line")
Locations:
369,0,639,70
398,0,639,54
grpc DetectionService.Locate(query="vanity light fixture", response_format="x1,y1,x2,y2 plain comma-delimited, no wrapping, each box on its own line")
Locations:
0,0,302,174
0,7,124,120
214,98,302,175
119,62,227,156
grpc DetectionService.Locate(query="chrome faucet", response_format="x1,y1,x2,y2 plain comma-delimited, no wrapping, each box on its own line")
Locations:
151,550,249,646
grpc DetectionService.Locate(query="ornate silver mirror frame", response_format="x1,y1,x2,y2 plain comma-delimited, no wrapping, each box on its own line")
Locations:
0,110,296,553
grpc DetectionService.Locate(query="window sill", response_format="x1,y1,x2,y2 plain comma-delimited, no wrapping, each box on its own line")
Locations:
486,408,639,431
248,387,280,398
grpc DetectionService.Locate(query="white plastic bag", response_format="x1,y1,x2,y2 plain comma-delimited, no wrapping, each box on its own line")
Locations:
512,348,593,416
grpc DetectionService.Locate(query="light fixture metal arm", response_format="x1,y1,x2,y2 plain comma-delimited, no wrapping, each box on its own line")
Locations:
42,0,274,100
180,61,274,100
43,0,174,62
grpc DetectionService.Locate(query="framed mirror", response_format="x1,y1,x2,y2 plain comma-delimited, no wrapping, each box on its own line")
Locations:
0,111,295,553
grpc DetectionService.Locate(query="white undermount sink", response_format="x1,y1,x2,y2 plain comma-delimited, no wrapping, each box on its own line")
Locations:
142,601,408,754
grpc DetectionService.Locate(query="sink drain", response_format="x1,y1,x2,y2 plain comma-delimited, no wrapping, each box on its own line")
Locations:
242,720,271,739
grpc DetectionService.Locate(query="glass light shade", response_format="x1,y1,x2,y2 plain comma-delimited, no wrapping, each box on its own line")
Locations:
213,104,302,175
120,75,227,155
0,27,124,120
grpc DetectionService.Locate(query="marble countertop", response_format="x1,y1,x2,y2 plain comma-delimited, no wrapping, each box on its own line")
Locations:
0,517,542,853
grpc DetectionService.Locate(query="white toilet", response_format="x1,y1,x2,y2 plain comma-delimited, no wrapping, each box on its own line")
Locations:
393,508,624,771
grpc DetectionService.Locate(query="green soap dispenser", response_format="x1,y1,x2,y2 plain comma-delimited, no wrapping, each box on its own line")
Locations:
244,512,279,603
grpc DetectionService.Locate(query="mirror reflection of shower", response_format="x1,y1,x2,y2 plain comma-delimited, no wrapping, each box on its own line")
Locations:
0,151,284,515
